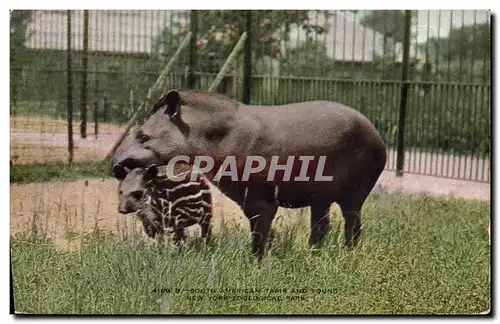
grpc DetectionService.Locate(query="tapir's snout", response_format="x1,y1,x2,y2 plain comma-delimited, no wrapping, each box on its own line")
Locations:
118,202,136,214
111,131,161,172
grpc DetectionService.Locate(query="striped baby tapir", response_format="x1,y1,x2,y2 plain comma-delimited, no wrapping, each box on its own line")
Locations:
113,163,213,243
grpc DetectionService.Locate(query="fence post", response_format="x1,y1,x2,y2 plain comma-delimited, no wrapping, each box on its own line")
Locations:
66,10,74,164
243,10,252,104
103,95,109,123
80,9,89,139
188,10,199,89
129,88,134,118
94,65,99,138
94,99,99,139
396,10,412,177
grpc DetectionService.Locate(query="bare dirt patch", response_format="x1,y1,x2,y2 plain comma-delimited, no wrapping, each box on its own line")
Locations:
10,178,315,251
10,143,108,164
10,115,124,135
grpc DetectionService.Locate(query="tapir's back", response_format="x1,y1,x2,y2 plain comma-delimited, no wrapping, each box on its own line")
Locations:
238,100,385,159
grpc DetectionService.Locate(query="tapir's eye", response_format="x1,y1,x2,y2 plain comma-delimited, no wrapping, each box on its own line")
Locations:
131,191,143,200
136,131,150,144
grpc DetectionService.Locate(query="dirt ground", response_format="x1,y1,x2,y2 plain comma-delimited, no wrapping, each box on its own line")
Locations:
10,177,318,250
10,143,108,164
10,115,125,135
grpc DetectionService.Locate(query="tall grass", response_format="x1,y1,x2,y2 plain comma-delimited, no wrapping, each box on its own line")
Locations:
11,192,490,315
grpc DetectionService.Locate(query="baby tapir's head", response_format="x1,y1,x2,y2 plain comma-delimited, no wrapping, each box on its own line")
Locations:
113,164,159,214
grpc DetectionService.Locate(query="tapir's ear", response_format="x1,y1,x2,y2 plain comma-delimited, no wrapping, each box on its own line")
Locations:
112,164,128,180
164,90,181,119
144,164,158,180
163,89,190,136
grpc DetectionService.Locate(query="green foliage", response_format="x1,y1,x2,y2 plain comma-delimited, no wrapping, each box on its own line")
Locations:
418,22,491,83
280,41,336,77
361,10,408,43
152,10,329,74
10,10,34,109
11,193,490,314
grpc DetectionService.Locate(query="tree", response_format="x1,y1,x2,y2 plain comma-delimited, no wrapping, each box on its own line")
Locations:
443,22,490,62
361,10,407,43
280,40,336,77
419,22,490,81
10,10,33,111
361,10,415,60
152,10,330,74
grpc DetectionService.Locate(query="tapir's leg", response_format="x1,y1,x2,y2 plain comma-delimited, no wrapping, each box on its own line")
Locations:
216,182,247,207
309,201,331,247
172,227,187,245
338,184,370,247
338,166,383,247
338,204,362,247
200,212,212,242
243,185,278,262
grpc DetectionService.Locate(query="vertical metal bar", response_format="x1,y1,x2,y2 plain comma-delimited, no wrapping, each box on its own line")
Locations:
487,85,491,182
482,85,489,182
94,100,99,139
482,12,490,84
296,11,301,77
66,10,74,164
411,12,418,174
342,11,346,67
470,10,478,180
333,11,337,74
243,10,252,104
351,11,356,107
422,10,431,175
436,11,442,80
415,80,422,174
447,84,457,178
188,10,199,89
446,12,456,178
458,10,465,84
80,9,89,139
323,11,329,79
447,11,453,83
370,10,376,77
103,95,109,123
395,10,412,176
381,11,387,79
391,81,398,169
360,11,366,75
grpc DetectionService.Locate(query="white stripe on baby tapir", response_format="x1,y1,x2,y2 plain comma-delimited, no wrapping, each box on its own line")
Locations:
170,191,205,209
168,181,203,193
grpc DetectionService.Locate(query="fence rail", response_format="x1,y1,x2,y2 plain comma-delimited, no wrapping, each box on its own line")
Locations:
9,10,491,182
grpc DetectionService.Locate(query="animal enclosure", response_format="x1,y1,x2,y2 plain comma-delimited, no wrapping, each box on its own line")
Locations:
9,10,491,315
10,10,491,181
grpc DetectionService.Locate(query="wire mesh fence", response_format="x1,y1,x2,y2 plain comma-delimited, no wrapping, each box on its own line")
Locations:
10,10,491,182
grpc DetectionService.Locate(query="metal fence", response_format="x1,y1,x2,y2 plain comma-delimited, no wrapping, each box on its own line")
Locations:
10,10,491,182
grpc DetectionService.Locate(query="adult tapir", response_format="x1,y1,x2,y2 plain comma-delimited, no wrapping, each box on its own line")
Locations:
112,89,387,261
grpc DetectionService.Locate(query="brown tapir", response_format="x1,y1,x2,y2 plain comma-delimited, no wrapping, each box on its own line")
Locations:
111,89,387,261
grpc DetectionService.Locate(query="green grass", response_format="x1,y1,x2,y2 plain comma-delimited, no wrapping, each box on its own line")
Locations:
10,159,112,184
11,193,490,315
